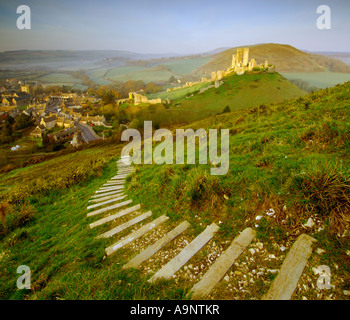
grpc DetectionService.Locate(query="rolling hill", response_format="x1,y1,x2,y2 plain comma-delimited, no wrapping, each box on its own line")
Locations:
192,43,350,76
140,71,307,126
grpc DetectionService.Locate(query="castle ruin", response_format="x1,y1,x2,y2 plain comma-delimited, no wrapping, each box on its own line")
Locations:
231,47,272,75
128,92,162,105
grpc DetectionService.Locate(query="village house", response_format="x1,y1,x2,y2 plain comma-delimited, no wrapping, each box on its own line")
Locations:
50,127,80,143
71,131,84,147
40,115,57,129
56,116,74,128
30,124,46,138
1,97,10,107
12,92,31,108
80,115,106,126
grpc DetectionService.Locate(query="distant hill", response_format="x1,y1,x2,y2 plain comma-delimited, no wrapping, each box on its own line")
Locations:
192,43,350,76
0,50,186,70
311,51,350,66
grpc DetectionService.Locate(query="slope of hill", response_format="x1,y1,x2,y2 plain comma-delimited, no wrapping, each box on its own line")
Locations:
0,76,348,299
193,43,350,76
131,72,307,127
161,72,307,121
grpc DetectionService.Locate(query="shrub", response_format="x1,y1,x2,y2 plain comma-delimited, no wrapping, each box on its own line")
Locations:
0,202,35,237
283,163,350,237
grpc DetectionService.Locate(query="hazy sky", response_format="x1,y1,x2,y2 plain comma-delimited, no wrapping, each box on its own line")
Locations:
0,0,349,53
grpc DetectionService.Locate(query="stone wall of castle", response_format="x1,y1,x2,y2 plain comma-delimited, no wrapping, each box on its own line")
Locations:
230,47,269,75
129,92,162,105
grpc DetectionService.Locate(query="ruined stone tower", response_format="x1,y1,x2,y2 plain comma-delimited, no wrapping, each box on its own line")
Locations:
229,47,269,75
231,54,236,69
243,48,249,66
237,48,243,65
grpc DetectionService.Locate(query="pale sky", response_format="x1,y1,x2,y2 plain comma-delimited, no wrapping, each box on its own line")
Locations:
0,0,349,53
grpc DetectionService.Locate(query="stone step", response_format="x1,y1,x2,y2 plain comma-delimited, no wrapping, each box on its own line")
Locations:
96,186,124,193
117,160,131,165
87,199,133,217
98,185,124,191
103,182,124,187
117,171,132,175
100,183,124,188
117,157,131,162
123,221,190,270
117,163,131,168
87,195,127,210
89,204,141,229
111,175,127,180
105,215,169,256
189,227,256,299
97,211,152,239
117,166,132,171
261,234,316,300
148,223,219,283
89,192,124,203
90,190,124,199
117,167,133,172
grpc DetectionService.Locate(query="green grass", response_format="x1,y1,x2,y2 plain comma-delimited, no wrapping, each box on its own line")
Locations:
0,79,349,300
123,81,350,299
175,72,306,115
160,57,211,76
133,72,307,128
281,72,350,89
38,72,88,90
0,153,189,300
146,81,212,100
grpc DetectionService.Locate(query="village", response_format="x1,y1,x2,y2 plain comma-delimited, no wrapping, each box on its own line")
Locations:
0,78,108,149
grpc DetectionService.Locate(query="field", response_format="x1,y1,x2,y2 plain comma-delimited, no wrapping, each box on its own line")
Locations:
281,72,350,89
160,57,211,76
86,57,212,84
38,72,88,90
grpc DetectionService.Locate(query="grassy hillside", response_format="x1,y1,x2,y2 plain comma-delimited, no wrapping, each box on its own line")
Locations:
193,43,350,76
0,81,349,300
281,72,350,89
124,81,350,299
169,72,307,118
128,72,306,128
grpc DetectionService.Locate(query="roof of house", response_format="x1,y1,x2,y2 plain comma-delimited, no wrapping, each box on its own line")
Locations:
42,115,57,123
53,127,79,139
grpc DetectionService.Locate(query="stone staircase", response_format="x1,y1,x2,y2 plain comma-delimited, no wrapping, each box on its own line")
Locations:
86,155,317,300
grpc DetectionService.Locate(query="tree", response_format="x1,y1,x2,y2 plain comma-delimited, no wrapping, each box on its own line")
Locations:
168,75,176,83
3,121,13,137
14,114,33,130
222,105,231,114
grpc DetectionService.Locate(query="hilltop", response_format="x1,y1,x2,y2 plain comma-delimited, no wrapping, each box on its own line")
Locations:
138,71,307,125
193,43,350,76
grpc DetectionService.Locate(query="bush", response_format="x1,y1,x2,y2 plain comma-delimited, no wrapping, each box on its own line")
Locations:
283,163,350,237
0,202,35,237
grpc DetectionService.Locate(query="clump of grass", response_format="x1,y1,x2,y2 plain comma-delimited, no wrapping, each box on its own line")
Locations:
184,168,225,210
283,162,350,237
0,201,35,237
